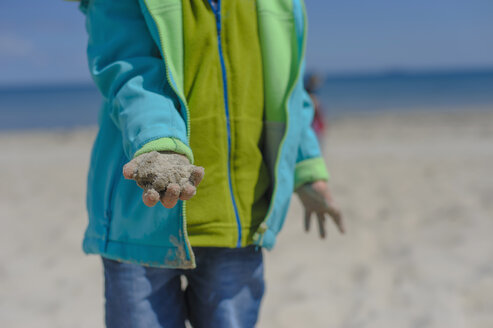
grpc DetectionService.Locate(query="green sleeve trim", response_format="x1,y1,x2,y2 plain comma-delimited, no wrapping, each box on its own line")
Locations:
294,157,330,190
134,138,194,163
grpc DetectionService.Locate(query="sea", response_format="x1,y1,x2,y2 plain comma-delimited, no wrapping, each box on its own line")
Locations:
1,70,492,130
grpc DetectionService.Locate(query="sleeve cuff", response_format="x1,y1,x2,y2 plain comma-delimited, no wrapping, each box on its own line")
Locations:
294,157,330,190
134,138,194,163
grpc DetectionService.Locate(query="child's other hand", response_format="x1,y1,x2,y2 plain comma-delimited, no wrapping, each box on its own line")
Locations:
296,180,344,238
122,151,205,208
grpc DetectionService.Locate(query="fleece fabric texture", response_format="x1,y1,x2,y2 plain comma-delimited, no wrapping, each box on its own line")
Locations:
182,0,271,247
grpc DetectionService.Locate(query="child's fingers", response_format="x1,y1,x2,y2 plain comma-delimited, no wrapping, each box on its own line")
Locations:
142,188,160,207
123,161,137,180
316,213,326,239
189,166,205,187
179,183,196,200
304,209,311,232
325,203,344,234
161,183,180,208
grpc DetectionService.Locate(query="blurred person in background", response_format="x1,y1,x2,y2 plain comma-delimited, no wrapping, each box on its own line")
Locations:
304,73,327,142
77,0,343,327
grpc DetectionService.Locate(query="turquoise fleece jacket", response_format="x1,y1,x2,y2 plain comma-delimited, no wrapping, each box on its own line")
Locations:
76,0,329,268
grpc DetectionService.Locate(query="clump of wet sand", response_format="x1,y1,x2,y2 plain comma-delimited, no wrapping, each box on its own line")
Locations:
124,151,205,206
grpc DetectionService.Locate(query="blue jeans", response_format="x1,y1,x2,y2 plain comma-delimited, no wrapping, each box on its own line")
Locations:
103,246,264,328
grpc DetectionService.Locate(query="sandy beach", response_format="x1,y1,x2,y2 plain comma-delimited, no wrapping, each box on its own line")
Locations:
1,110,492,328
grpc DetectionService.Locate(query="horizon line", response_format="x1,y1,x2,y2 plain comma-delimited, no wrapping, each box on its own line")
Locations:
1,66,493,90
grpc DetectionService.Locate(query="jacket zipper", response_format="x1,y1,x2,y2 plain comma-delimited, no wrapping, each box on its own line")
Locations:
143,0,195,267
208,0,243,248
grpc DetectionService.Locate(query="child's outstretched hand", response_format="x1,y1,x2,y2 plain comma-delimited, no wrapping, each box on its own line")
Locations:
122,151,205,208
296,180,344,238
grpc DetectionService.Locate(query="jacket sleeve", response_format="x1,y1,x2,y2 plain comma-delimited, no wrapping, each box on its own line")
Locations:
83,0,193,162
293,88,330,190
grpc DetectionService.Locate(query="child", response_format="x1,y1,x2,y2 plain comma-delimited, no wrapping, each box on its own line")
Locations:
78,0,343,326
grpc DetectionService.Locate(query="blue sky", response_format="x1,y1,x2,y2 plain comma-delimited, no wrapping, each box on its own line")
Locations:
0,0,492,86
